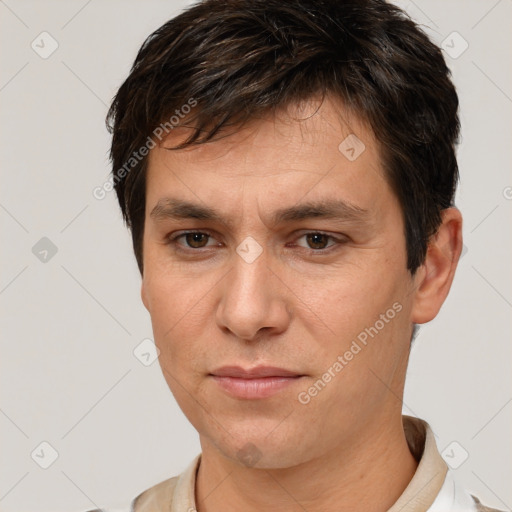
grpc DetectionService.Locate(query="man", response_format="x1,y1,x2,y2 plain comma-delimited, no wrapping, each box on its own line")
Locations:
93,0,502,510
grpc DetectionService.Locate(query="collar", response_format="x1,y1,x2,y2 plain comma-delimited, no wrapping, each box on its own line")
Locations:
388,415,448,511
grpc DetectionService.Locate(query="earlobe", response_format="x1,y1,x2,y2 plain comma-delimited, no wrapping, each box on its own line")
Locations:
410,208,463,324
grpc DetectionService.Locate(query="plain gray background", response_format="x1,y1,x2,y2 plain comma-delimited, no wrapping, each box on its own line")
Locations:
1,1,511,511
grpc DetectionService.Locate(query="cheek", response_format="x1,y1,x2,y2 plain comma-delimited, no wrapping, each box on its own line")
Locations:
305,267,402,340
303,267,410,388
143,268,214,369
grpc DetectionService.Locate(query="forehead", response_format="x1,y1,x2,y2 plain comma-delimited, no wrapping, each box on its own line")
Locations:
148,96,383,170
145,96,391,218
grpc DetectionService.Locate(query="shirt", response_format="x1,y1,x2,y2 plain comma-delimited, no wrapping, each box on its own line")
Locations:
87,416,503,512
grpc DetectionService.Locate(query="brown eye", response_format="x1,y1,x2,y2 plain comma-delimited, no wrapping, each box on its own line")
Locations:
182,232,210,248
305,233,331,250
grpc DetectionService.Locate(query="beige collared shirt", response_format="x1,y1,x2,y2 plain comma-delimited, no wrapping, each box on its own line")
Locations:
90,416,502,512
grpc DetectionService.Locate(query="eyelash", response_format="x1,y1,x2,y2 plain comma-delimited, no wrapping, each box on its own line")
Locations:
167,230,346,255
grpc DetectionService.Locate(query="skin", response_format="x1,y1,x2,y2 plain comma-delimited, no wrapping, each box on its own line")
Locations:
141,96,463,512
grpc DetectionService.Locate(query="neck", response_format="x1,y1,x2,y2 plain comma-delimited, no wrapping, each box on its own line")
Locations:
195,414,418,512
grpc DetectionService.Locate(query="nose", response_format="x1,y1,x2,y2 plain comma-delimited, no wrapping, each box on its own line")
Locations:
215,243,291,342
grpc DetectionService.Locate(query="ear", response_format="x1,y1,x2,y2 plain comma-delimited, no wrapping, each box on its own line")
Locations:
411,208,463,324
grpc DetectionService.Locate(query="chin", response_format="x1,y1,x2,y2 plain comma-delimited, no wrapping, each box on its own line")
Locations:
204,423,313,470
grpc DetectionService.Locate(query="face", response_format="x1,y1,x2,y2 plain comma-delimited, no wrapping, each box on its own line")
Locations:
141,97,421,469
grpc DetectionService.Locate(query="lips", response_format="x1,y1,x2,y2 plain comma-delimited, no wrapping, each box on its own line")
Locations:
209,366,305,399
210,365,302,378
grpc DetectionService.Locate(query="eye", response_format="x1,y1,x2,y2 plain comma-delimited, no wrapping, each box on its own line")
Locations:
169,231,217,250
294,232,342,252
299,232,333,250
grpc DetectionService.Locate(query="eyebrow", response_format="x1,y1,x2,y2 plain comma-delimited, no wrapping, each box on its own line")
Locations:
149,197,370,227
150,198,224,223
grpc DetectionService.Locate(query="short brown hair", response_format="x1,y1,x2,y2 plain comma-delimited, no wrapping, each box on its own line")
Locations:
106,0,460,275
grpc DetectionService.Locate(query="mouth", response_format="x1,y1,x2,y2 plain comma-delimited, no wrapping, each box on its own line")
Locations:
209,366,306,399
